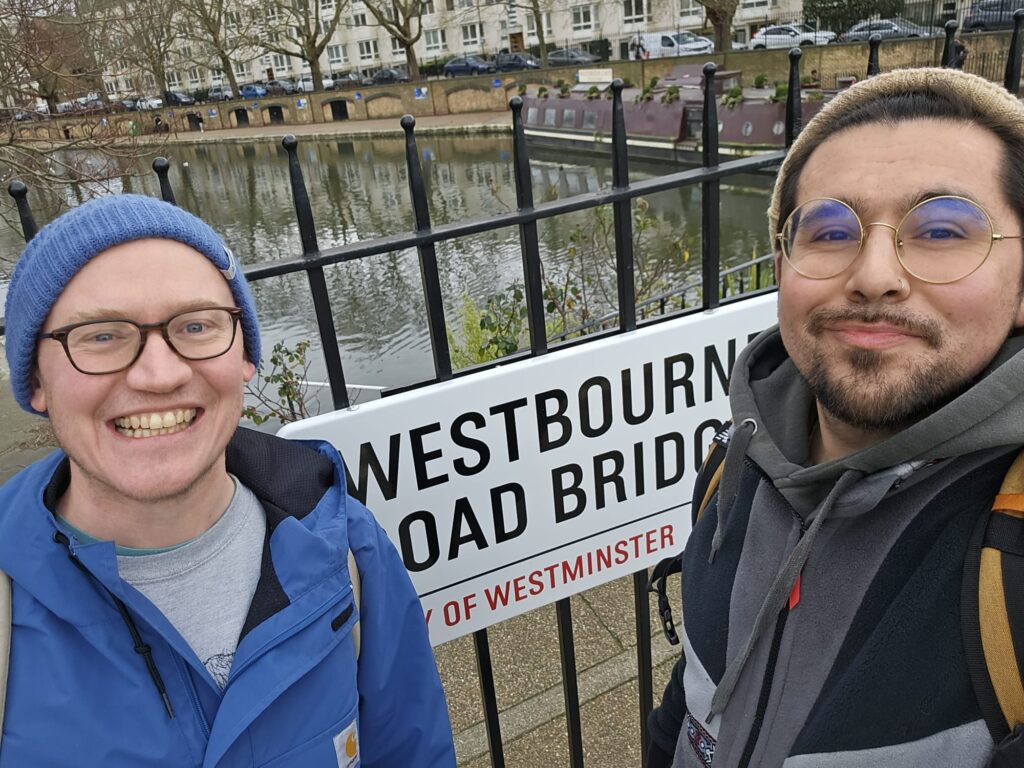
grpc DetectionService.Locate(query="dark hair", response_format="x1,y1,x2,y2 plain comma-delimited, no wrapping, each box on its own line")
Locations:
776,91,1024,237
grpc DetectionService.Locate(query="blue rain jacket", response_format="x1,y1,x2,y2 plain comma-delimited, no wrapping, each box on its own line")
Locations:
0,427,455,767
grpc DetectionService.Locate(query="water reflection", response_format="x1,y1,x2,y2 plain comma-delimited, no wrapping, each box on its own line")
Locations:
0,136,773,396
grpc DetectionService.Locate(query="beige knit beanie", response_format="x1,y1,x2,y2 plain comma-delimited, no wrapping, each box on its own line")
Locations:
768,68,1024,238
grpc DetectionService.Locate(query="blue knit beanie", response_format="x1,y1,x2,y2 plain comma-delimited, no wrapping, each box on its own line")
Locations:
4,194,262,415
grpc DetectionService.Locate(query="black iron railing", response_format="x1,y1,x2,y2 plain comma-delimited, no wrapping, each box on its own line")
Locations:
4,22,1024,765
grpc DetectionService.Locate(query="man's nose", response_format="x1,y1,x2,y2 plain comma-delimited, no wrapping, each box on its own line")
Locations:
843,222,910,300
124,330,193,392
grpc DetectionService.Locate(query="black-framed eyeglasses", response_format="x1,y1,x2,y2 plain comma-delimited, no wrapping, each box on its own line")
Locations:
777,195,1024,284
39,307,243,375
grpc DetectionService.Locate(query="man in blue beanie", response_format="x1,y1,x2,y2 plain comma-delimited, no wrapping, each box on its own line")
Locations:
0,194,456,767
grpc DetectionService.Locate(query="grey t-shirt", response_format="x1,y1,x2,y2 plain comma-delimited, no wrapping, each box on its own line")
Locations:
115,477,266,688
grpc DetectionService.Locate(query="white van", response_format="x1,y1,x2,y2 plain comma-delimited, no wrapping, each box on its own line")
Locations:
628,31,714,59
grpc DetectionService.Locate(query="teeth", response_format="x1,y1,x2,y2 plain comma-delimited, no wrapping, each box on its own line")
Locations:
115,408,196,438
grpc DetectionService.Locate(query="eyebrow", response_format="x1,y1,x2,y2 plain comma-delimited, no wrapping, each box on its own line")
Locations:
59,299,230,325
831,189,983,215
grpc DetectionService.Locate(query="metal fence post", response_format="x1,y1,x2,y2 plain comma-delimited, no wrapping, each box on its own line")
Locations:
7,181,38,242
152,158,177,205
701,62,721,312
282,134,350,410
785,48,803,149
401,115,453,381
509,96,547,355
867,34,882,77
611,79,637,334
1005,10,1024,95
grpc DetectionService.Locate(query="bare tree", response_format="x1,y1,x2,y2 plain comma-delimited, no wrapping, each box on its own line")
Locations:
180,0,259,96
696,0,738,52
106,0,181,98
250,0,347,90
361,0,424,78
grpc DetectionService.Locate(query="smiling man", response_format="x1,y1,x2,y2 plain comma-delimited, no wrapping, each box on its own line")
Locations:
0,195,456,767
648,69,1024,767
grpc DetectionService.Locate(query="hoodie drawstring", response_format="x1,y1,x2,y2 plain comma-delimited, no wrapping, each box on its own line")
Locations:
706,468,864,722
52,531,175,718
710,419,758,564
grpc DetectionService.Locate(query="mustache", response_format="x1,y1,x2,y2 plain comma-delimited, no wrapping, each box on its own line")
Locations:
805,306,943,348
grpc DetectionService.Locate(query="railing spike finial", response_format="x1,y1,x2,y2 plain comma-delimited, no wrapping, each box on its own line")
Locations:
7,180,38,243
941,19,959,67
1004,10,1024,95
786,47,803,148
401,113,453,380
152,157,176,206
867,34,882,77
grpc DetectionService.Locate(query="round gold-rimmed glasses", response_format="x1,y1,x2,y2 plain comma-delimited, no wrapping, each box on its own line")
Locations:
777,195,1024,284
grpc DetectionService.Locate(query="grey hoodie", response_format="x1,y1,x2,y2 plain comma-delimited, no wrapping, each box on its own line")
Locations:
662,324,1024,768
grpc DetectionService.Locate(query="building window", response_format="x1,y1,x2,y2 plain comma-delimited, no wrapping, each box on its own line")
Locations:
422,0,434,12
328,44,347,65
391,37,405,55
623,0,649,23
321,0,334,12
104,81,116,95
234,61,249,78
351,12,367,26
425,28,447,52
571,4,594,32
226,10,241,29
358,39,379,61
211,69,223,83
499,19,508,39
167,71,181,87
188,68,201,86
526,11,553,36
679,0,700,14
273,53,288,70
462,22,483,46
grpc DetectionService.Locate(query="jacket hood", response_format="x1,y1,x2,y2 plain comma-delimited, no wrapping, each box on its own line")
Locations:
728,324,1024,514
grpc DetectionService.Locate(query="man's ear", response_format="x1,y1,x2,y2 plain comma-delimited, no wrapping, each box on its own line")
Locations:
29,370,47,414
242,359,256,383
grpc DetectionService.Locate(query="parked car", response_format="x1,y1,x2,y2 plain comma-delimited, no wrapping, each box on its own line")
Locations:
673,30,715,55
840,18,942,41
546,48,601,65
121,95,163,110
362,68,411,86
266,79,296,95
332,72,363,88
629,31,714,59
964,0,1020,30
240,84,268,99
749,23,837,49
165,91,195,106
442,56,498,77
495,52,542,71
208,84,234,100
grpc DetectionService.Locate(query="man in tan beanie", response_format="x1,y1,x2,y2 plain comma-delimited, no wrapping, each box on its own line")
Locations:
647,68,1024,768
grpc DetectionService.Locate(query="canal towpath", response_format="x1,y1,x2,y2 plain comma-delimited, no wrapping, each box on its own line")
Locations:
0,109,677,766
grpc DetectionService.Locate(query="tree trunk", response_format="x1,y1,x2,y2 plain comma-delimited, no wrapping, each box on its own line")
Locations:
405,42,420,79
219,52,240,96
534,3,547,66
706,7,734,53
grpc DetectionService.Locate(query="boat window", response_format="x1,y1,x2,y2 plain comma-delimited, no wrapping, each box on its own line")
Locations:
582,110,598,130
741,121,753,137
527,107,539,125
772,120,784,135
562,109,577,128
544,108,557,127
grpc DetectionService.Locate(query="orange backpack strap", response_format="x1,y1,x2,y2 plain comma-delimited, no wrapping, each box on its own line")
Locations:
963,451,1024,764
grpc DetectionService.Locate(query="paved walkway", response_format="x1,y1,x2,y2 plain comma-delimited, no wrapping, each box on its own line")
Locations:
0,112,679,765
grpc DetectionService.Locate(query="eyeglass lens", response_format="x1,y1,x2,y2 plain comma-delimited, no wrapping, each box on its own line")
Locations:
63,308,238,374
781,197,994,283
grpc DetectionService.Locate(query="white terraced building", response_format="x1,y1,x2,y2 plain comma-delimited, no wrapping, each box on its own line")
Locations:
99,0,806,99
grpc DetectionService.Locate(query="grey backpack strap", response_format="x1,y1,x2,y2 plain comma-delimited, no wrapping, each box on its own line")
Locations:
0,569,10,748
348,550,361,660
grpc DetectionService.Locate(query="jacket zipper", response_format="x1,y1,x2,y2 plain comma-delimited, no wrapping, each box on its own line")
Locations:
179,655,212,739
734,510,807,768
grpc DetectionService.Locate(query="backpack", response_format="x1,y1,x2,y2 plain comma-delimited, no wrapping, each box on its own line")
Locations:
648,424,1024,765
0,549,362,749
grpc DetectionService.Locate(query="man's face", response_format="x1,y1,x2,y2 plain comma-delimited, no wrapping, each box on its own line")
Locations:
776,118,1024,432
31,239,256,506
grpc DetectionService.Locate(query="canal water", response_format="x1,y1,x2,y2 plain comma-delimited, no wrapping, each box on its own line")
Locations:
0,135,773,412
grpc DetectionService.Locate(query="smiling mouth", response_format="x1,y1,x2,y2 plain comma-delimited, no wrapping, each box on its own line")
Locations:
114,409,197,438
